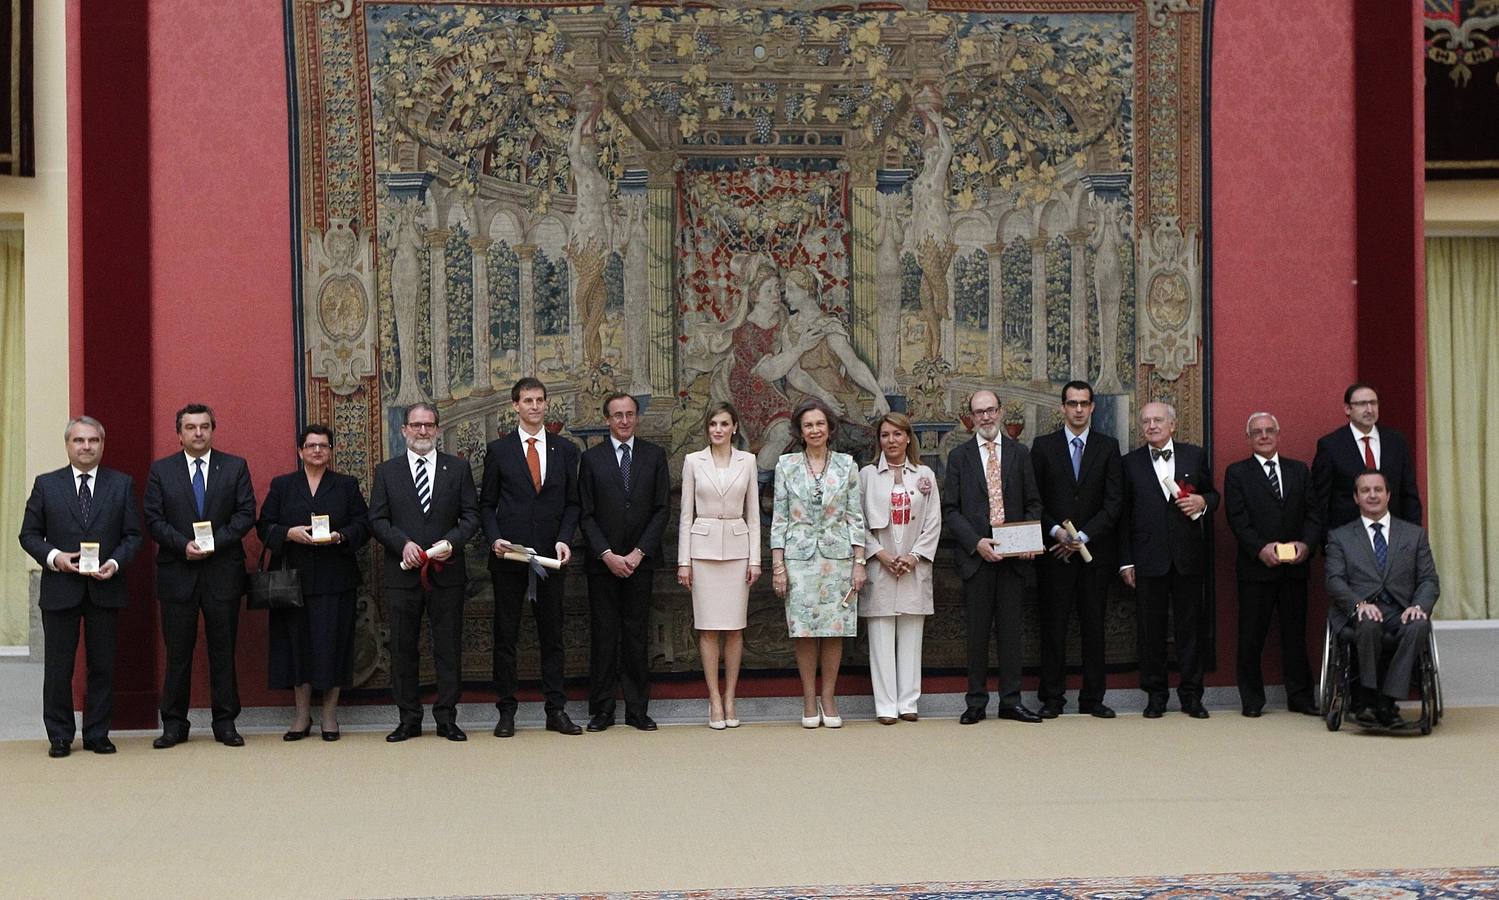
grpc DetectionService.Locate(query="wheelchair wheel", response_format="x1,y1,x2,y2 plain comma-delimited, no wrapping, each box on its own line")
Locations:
1419,661,1434,735
1429,629,1444,723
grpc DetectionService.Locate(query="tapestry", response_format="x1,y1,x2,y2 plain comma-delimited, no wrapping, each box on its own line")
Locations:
285,1,1208,689
1426,0,1499,177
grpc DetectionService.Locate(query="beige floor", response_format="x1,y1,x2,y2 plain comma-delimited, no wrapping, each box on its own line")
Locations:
2,708,1496,899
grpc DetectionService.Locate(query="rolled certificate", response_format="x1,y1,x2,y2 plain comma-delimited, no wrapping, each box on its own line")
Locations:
502,549,563,571
310,514,332,542
192,521,215,554
1061,519,1093,563
78,542,101,574
399,539,453,570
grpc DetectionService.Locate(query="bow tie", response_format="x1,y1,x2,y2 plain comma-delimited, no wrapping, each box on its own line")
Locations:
1151,447,1173,462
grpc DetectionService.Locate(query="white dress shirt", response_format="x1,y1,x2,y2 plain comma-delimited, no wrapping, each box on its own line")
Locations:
1350,423,1380,468
406,448,437,485
1254,452,1282,495
611,435,635,467
517,425,547,485
184,449,212,495
1359,511,1394,555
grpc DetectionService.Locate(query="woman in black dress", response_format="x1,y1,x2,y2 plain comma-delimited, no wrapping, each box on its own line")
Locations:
257,424,369,741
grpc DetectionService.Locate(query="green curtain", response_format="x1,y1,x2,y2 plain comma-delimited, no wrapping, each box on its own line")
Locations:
0,230,29,646
1425,236,1498,619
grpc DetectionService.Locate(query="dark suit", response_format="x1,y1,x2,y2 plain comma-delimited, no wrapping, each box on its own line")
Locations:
369,451,480,726
144,450,256,736
942,435,1043,710
578,437,670,721
1325,516,1439,699
1118,441,1218,707
480,430,581,714
1031,428,1122,710
256,469,370,689
1311,425,1422,537
1224,454,1322,712
18,466,142,744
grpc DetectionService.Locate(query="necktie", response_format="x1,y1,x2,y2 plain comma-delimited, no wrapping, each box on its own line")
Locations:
1151,446,1172,462
415,457,431,515
1070,437,1084,481
984,441,1005,527
1264,459,1282,500
192,459,206,518
526,438,542,492
78,473,92,521
1361,435,1376,469
1371,521,1388,571
619,442,632,493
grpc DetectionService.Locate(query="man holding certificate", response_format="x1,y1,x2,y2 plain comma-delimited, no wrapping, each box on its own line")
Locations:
369,402,481,742
144,403,257,748
1118,401,1218,719
480,377,582,737
942,389,1045,725
19,416,142,757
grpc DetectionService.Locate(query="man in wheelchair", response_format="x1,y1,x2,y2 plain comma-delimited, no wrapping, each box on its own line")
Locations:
1324,470,1439,729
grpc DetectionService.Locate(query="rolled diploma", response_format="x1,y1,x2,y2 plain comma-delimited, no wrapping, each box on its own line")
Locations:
399,539,453,571
503,549,563,571
1061,519,1093,563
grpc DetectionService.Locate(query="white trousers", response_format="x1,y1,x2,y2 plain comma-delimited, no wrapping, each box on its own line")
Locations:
866,614,925,718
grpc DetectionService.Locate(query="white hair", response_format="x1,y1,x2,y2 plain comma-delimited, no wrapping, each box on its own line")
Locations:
65,415,105,441
1244,412,1279,434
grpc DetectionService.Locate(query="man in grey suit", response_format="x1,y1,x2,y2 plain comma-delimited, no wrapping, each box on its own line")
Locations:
1324,470,1439,728
942,389,1045,725
18,416,142,757
369,402,481,742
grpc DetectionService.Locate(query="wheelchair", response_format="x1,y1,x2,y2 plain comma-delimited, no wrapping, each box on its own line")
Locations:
1318,615,1443,734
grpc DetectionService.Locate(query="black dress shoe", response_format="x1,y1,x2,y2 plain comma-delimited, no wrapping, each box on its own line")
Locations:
1080,703,1117,719
283,725,312,742
1374,701,1404,728
321,730,340,742
1242,708,1263,718
82,737,117,754
1039,702,1063,719
435,723,467,742
995,704,1043,724
493,711,516,738
626,715,658,731
1143,702,1165,719
959,706,986,725
385,723,422,743
214,729,246,747
586,714,614,732
1182,702,1210,719
1287,701,1323,716
48,740,71,758
152,731,187,749
546,710,582,735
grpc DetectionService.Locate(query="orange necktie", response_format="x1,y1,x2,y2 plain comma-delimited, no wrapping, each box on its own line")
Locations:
526,437,543,492
984,440,1006,526
1361,435,1376,469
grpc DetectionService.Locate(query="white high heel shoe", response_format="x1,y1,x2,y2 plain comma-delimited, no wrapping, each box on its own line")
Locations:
819,698,842,729
801,701,821,729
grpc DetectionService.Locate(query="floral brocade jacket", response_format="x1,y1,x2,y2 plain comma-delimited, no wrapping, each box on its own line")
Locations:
769,452,865,561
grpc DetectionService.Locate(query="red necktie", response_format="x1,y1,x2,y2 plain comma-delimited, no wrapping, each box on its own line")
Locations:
1361,435,1376,469
526,438,543,492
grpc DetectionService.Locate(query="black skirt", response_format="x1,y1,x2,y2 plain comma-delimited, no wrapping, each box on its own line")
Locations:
268,590,357,690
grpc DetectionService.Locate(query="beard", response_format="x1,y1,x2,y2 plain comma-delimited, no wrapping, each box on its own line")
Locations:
406,436,436,455
975,422,1001,442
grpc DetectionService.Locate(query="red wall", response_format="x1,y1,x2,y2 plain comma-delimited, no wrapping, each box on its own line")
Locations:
73,2,1423,716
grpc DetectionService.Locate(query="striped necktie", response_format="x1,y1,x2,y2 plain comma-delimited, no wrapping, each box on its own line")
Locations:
415,457,431,515
1264,459,1282,500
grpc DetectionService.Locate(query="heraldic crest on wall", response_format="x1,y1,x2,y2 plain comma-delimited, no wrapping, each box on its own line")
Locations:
287,0,1208,688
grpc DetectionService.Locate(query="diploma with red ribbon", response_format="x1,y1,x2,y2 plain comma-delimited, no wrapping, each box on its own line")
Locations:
399,540,452,591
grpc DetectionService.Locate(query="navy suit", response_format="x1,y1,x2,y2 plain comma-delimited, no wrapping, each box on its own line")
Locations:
1030,428,1122,710
480,430,580,714
144,450,256,736
19,466,141,743
1118,441,1218,707
1311,425,1422,537
942,435,1043,710
578,437,670,721
1224,454,1321,712
369,451,480,726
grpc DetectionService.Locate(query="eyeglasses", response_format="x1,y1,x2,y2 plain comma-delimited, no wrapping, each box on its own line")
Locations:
1348,400,1378,408
404,422,438,432
301,443,332,451
971,406,1001,419
1248,428,1278,437
606,411,636,421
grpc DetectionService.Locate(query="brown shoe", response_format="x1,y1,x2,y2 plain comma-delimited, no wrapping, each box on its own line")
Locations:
898,712,918,722
876,716,898,725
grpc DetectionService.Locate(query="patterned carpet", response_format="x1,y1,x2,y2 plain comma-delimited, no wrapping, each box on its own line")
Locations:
435,868,1499,900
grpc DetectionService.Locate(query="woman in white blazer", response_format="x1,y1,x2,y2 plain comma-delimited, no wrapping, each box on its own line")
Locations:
677,402,761,729
858,412,942,723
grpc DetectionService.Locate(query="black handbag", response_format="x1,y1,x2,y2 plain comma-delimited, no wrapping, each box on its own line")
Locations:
247,546,304,610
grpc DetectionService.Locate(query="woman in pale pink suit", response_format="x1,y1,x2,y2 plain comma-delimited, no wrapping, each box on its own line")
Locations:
677,403,761,729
